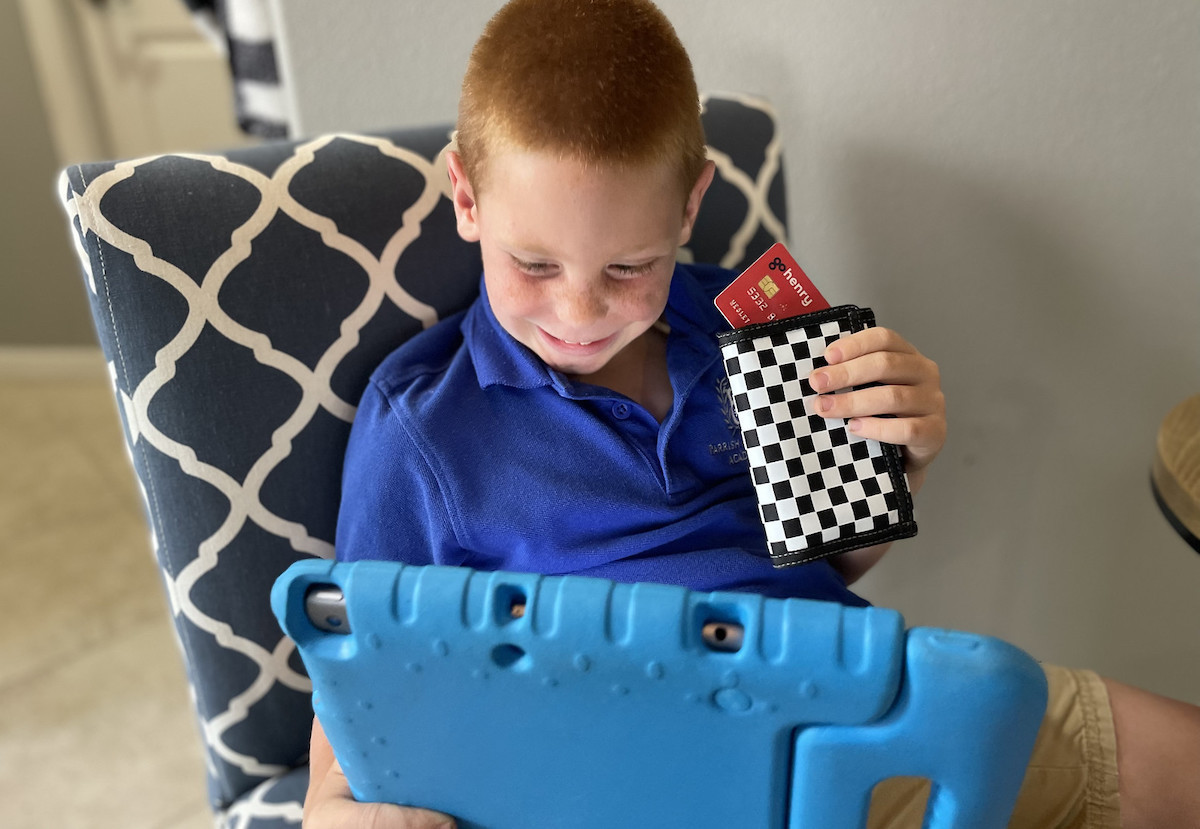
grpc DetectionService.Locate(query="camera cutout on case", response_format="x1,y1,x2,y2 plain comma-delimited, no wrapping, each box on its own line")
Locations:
701,621,744,652
305,585,351,634
493,583,528,625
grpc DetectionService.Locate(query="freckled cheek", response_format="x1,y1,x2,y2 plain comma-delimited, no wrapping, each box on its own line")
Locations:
490,275,548,320
610,278,670,322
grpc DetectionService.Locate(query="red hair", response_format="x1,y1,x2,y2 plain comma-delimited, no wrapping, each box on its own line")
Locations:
457,0,707,200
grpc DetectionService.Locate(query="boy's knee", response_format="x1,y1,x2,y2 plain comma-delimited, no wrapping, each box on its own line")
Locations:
1104,677,1200,829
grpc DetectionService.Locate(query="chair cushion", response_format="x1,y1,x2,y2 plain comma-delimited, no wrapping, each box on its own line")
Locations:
217,766,308,828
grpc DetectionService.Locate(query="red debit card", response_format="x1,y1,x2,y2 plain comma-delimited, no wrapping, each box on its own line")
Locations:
714,242,830,328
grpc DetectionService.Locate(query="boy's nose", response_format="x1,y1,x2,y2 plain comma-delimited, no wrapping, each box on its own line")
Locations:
557,278,608,327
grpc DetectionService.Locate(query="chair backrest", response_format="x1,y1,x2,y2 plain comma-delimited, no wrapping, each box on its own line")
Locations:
59,93,789,820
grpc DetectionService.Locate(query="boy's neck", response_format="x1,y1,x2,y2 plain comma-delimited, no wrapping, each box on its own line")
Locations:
569,321,672,422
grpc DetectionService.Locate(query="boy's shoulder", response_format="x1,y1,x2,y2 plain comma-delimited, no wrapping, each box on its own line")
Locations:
681,260,736,304
368,307,473,403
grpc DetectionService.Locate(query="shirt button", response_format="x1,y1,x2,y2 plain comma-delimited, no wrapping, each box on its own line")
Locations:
612,402,631,420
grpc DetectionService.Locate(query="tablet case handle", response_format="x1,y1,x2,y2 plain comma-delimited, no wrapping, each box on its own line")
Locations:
789,629,1047,828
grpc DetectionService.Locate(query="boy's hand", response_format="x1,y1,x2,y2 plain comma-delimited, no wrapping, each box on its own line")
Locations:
807,327,946,493
305,716,457,829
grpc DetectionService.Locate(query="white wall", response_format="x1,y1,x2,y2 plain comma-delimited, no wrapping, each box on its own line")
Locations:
2,0,96,345
273,0,1200,699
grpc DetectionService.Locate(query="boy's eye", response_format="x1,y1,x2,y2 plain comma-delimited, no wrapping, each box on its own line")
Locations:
513,257,554,276
509,256,659,278
609,260,657,278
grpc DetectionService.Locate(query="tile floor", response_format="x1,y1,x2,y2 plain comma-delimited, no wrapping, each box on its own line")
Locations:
0,354,215,829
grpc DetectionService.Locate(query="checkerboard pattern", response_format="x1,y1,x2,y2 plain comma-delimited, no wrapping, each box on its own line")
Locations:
718,306,917,567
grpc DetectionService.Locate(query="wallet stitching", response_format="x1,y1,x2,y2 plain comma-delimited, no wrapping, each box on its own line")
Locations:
716,304,865,346
768,520,920,567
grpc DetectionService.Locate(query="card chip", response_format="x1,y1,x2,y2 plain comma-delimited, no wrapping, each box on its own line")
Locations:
758,275,779,298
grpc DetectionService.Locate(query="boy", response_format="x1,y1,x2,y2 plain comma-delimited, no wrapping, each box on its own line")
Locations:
305,2,1200,827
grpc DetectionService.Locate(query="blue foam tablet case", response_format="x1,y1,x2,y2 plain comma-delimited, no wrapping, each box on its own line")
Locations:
273,560,1047,829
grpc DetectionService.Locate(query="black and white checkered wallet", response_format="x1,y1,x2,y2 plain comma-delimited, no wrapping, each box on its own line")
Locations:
718,305,917,567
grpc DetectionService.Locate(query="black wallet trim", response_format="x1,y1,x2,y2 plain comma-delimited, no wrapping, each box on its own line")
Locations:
717,304,878,349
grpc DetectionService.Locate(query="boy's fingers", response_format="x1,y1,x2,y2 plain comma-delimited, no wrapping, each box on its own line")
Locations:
847,415,946,461
812,384,940,421
822,327,915,366
308,759,457,829
810,350,937,395
311,801,458,829
310,799,458,829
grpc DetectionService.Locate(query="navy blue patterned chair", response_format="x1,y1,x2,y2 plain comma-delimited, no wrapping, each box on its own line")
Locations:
60,94,788,827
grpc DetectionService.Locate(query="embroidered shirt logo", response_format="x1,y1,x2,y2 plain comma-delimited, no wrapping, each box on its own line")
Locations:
716,376,739,434
710,377,747,465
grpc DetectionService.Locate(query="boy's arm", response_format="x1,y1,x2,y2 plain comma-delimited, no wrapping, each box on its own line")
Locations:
807,326,946,584
309,386,469,825
304,716,456,828
336,379,470,567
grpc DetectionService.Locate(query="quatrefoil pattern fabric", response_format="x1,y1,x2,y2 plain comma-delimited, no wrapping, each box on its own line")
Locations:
60,93,787,827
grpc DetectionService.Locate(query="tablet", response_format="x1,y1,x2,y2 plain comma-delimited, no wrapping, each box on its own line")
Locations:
273,559,1045,829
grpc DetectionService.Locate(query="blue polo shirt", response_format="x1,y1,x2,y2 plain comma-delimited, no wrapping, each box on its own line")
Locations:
335,263,866,605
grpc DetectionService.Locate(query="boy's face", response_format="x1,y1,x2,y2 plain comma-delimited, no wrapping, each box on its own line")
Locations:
447,148,713,379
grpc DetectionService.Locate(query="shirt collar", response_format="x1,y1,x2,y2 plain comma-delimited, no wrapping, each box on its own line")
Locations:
463,276,555,391
462,264,724,393
663,262,730,337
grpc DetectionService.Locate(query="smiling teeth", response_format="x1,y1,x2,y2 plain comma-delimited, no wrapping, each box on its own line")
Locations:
563,339,593,346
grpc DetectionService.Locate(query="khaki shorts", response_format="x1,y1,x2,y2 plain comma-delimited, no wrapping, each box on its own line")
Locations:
868,665,1121,829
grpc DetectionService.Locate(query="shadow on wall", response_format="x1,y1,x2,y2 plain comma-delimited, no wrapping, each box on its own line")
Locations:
836,144,1196,657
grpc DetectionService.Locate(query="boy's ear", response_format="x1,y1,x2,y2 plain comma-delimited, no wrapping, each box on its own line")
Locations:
678,160,716,246
446,151,482,243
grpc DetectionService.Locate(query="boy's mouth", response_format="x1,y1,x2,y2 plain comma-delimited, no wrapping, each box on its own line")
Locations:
537,328,615,354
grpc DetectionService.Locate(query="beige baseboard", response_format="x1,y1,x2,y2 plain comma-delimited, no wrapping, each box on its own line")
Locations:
0,346,107,380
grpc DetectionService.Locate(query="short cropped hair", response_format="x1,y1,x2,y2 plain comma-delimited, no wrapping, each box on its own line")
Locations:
457,0,708,202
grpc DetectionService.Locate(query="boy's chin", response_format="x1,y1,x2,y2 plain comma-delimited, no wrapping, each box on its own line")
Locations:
542,351,615,378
